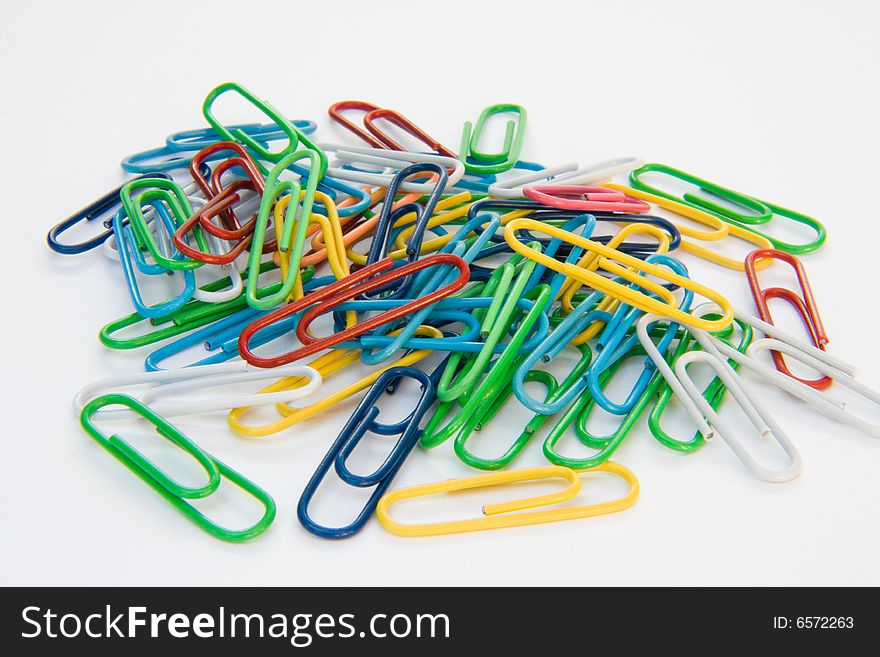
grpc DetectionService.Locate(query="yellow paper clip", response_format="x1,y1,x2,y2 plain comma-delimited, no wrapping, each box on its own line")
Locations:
557,223,673,344
273,190,350,306
376,462,639,537
504,218,734,332
275,190,354,326
604,184,773,271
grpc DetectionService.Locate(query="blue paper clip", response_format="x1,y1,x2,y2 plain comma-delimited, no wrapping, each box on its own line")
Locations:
121,119,317,174
112,205,196,319
353,212,501,364
297,366,438,539
165,119,317,151
585,255,693,414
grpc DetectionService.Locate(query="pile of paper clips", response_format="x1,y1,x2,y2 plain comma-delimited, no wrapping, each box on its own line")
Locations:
48,82,879,542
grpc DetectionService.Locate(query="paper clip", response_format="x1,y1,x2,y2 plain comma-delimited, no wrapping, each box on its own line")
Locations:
744,248,831,390
459,103,527,175
504,218,734,332
329,100,455,157
120,177,207,271
238,253,469,368
245,148,324,309
202,82,327,174
637,311,802,482
487,158,644,199
47,173,172,254
322,144,465,191
227,326,443,438
524,184,651,214
297,366,437,539
648,315,753,453
376,463,638,537
80,394,275,541
629,163,827,254
73,362,322,418
692,305,880,439
604,183,776,271
542,344,658,469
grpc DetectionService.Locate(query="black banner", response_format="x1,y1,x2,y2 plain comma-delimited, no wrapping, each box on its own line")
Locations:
0,587,872,654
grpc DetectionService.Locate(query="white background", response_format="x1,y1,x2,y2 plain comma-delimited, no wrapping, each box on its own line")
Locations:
2,0,880,586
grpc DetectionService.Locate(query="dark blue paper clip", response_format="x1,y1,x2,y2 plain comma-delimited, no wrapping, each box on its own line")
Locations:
47,172,172,254
359,162,448,300
297,365,439,539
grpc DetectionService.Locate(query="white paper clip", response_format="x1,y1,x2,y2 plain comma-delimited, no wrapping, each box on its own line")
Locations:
487,157,644,199
73,361,322,418
319,144,465,192
637,311,802,483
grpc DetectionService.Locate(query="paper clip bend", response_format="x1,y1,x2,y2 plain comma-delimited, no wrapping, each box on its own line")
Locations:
744,248,830,390
80,394,275,541
376,463,638,537
676,348,802,483
328,100,385,147
297,366,436,539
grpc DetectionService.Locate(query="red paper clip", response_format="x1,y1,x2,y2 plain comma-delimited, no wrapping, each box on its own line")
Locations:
363,108,456,157
190,142,266,232
744,248,831,390
328,101,386,148
329,101,454,157
173,180,262,265
238,253,470,368
523,185,651,214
